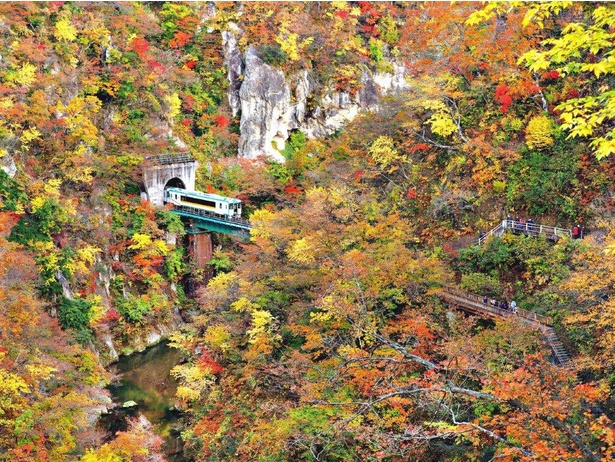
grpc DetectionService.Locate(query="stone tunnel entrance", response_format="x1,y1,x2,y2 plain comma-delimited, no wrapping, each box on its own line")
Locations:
164,177,186,190
142,155,197,206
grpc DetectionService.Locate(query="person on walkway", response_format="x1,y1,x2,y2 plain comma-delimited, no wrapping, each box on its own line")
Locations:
572,224,580,239
513,217,520,233
527,218,534,232
500,300,508,311
483,295,488,304
510,300,517,313
506,215,512,229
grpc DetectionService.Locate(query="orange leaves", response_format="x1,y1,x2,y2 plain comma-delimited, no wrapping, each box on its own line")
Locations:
169,31,191,48
213,114,230,128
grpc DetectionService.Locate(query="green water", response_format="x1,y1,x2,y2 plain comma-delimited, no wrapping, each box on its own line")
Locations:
107,341,186,459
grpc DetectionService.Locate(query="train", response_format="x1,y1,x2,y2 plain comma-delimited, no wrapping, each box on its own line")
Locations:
164,187,243,218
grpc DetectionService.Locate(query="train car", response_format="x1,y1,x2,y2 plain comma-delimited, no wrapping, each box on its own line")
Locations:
164,187,242,218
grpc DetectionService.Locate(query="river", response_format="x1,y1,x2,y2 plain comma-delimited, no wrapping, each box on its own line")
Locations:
106,341,187,460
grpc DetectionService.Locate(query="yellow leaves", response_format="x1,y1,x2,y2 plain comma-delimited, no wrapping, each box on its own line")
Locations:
19,126,41,150
525,115,554,150
591,138,615,160
81,449,123,462
204,325,232,352
425,108,457,138
175,385,201,402
287,237,316,264
3,62,37,87
165,92,182,121
368,136,406,171
172,363,215,403
231,296,259,313
311,294,345,325
0,368,30,414
517,49,551,73
65,245,102,276
57,96,102,146
86,295,105,326
593,5,615,28
128,233,152,251
206,271,238,293
522,2,573,29
250,208,276,240
25,363,57,381
309,310,333,324
247,309,279,344
276,28,300,61
54,18,78,42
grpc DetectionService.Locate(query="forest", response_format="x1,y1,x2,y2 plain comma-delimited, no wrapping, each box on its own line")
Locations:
1,1,615,461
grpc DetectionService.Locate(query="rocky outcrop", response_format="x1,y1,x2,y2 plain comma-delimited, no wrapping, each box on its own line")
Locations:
95,316,183,365
238,47,290,162
226,38,409,160
222,24,243,118
1,153,16,177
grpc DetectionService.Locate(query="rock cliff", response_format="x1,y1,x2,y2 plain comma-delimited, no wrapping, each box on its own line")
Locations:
224,30,409,161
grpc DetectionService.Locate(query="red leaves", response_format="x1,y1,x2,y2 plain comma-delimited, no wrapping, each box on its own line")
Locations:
542,70,560,80
334,10,349,20
185,60,196,69
147,59,164,73
169,31,191,49
407,188,417,199
130,37,149,59
494,83,514,113
102,309,121,323
213,115,230,128
198,350,223,375
566,88,580,99
284,185,302,195
409,143,429,153
181,118,193,127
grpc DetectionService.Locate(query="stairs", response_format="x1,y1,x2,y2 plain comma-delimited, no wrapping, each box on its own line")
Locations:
439,288,573,369
542,326,572,368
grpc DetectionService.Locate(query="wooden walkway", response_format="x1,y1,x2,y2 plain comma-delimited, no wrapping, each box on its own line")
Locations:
478,220,572,245
439,287,572,367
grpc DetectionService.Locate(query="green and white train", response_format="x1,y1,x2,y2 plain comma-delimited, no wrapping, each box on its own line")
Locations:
164,187,242,218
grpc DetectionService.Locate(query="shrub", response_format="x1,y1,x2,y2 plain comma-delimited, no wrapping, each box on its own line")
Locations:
0,169,27,212
257,44,288,66
525,115,554,150
461,272,502,298
58,297,92,331
117,295,150,324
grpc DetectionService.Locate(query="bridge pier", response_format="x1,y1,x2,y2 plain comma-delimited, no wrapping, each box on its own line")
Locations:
188,231,213,271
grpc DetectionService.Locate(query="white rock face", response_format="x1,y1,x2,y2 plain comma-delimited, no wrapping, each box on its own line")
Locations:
1,153,16,177
222,25,243,118
224,29,409,161
238,47,290,162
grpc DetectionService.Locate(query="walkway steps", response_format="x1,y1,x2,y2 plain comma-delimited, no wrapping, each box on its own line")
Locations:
439,288,572,368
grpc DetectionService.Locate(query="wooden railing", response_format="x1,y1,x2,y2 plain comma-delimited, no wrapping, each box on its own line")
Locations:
441,286,553,326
